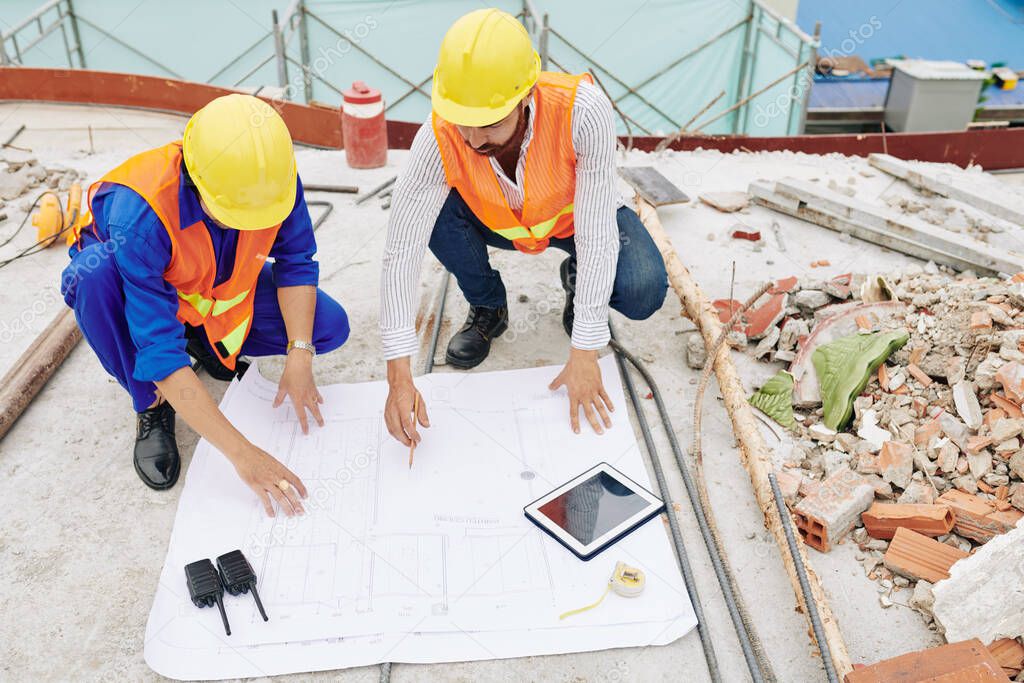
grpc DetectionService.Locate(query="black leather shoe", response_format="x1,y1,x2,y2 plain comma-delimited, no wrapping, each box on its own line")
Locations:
560,256,576,337
134,402,181,490
185,325,236,381
445,305,509,369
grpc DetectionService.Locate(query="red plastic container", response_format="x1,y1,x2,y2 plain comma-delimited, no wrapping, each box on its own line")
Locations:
342,81,387,169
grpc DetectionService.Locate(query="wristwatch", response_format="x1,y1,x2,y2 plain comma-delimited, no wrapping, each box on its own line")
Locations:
286,339,316,356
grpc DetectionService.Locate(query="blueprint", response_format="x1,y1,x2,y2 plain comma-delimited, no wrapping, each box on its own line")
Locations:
144,357,696,679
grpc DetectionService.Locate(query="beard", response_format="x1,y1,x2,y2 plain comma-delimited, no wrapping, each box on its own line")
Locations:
469,105,529,157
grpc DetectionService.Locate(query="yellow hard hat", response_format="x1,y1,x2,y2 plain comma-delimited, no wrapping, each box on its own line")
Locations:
432,8,540,127
183,94,297,231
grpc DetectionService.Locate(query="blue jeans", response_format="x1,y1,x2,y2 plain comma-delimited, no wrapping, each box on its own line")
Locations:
428,190,668,319
62,243,349,412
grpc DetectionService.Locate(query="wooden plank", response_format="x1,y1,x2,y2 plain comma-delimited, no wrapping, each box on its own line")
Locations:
0,308,82,441
634,196,854,678
869,153,1024,226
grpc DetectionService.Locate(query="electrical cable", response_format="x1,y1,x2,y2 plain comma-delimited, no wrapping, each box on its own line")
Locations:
0,191,70,271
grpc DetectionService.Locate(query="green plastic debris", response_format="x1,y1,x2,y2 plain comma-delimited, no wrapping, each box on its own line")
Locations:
749,370,796,429
813,329,909,430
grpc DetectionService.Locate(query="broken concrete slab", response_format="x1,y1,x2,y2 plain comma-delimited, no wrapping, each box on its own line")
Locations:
698,191,749,213
869,152,1024,227
750,177,1024,275
932,523,1024,644
684,331,706,370
793,289,831,312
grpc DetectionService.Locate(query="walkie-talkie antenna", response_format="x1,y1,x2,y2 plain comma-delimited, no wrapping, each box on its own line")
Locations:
185,559,232,635
217,550,269,622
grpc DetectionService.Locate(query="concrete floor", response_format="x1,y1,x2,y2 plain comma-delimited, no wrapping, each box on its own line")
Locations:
0,103,950,682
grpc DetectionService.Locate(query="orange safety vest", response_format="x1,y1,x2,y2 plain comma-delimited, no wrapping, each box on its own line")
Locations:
74,142,280,370
433,71,592,255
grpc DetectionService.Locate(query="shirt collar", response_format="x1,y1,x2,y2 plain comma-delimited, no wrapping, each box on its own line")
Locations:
178,162,207,229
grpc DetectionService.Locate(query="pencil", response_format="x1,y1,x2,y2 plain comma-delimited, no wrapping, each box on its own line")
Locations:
408,392,419,469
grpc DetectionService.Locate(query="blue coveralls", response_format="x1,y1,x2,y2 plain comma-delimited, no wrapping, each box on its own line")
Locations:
60,168,350,412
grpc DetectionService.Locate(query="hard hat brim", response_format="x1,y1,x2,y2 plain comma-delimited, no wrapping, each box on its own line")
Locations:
192,169,297,231
431,53,540,127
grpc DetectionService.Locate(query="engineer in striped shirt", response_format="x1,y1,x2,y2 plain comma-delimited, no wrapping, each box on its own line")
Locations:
380,9,668,444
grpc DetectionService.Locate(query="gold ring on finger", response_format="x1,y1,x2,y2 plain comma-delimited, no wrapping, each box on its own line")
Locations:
277,479,290,492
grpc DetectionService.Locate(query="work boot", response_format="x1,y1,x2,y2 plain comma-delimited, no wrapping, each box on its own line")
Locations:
185,325,237,381
560,256,577,338
445,305,508,369
134,402,180,490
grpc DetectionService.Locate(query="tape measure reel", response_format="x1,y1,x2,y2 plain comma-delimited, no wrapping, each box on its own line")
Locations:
559,561,645,620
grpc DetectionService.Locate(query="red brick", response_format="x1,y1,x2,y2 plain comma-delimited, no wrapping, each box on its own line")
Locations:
985,408,1008,428
743,292,787,340
772,276,798,294
844,639,1011,683
991,393,1024,419
987,638,1024,677
861,503,955,540
883,527,969,583
915,419,941,446
971,310,994,330
793,469,874,552
731,228,761,241
966,436,994,454
996,362,1024,404
907,363,934,387
938,489,1024,543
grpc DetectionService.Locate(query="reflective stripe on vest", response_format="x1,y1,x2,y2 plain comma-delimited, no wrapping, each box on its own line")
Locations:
491,203,574,242
220,316,251,357
177,287,252,319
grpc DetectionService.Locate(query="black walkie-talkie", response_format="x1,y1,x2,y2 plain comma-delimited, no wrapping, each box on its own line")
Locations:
216,549,268,622
185,558,231,635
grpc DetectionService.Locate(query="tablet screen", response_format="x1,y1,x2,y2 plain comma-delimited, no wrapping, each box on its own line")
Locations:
537,470,651,546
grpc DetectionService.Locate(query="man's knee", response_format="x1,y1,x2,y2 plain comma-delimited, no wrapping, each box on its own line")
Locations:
613,261,668,321
61,244,121,309
312,291,350,354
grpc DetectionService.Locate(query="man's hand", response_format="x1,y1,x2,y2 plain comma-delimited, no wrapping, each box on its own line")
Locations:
274,349,324,434
549,347,614,434
384,357,430,446
229,443,308,517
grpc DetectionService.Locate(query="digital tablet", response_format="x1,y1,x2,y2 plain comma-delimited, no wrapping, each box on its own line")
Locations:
524,463,665,561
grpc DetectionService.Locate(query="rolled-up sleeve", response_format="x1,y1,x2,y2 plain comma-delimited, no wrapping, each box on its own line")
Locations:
269,176,320,288
100,190,191,383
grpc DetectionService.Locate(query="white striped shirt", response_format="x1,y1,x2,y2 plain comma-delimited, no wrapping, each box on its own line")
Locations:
380,80,621,360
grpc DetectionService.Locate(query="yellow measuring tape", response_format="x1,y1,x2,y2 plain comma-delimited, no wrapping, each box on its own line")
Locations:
558,562,645,620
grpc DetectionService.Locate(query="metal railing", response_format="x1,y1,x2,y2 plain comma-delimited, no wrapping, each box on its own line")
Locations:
1,0,820,137
0,0,85,68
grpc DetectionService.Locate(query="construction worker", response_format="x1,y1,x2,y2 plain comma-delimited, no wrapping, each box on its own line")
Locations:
60,94,348,516
381,8,668,446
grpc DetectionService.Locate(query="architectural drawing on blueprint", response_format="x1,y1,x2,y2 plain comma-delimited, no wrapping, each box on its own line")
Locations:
145,357,694,660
